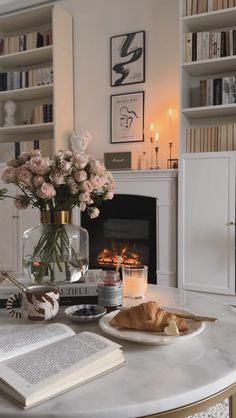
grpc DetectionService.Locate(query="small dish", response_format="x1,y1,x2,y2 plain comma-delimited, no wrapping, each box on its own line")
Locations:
64,304,106,323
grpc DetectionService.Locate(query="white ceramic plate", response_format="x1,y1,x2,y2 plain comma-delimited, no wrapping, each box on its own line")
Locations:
64,305,106,323
99,309,205,345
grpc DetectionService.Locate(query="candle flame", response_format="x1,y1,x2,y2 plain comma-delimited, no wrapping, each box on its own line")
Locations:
155,132,159,141
150,123,154,131
168,109,172,116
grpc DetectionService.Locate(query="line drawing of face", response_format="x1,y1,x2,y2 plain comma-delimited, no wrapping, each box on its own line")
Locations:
120,106,139,130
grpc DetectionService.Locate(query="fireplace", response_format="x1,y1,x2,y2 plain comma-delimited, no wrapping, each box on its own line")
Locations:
81,194,157,283
78,169,177,288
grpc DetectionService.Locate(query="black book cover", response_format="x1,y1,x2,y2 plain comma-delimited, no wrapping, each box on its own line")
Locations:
192,33,197,61
220,31,226,57
213,78,222,105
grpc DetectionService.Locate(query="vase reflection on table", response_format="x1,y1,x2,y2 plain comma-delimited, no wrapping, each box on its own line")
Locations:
23,210,89,284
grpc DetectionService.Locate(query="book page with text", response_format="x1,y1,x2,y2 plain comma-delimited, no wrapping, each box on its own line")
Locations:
0,332,123,406
0,323,75,362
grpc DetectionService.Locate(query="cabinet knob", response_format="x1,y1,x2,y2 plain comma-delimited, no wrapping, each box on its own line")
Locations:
12,215,19,219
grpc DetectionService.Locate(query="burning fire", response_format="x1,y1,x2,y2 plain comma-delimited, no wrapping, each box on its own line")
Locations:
97,247,141,266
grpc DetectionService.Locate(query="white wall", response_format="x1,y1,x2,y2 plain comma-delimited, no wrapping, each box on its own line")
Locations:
60,0,180,168
0,0,180,168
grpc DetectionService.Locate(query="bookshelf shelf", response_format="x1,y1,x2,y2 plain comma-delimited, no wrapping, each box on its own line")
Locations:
0,46,53,71
182,104,236,118
0,84,53,101
182,56,236,76
0,122,53,141
182,7,236,32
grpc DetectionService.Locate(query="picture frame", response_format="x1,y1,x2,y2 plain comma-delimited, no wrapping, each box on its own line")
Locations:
110,31,145,87
110,91,144,144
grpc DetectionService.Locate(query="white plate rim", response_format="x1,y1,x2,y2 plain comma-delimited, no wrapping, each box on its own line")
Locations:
99,309,205,345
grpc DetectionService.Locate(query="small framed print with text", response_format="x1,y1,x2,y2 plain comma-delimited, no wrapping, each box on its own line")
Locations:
110,91,144,144
110,31,145,87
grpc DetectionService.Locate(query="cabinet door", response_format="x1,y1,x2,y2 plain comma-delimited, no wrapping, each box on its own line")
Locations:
178,153,235,294
0,182,18,272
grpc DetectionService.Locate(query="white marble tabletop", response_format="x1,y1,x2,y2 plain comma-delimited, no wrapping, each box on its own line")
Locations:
0,284,236,418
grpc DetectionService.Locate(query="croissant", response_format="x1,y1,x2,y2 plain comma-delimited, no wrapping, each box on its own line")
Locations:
110,301,188,332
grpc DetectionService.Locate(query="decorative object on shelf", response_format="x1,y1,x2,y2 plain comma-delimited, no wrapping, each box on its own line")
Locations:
110,30,145,87
104,151,139,170
150,122,155,169
4,100,17,127
110,91,144,143
0,148,115,284
70,129,91,154
154,132,160,169
139,151,147,170
167,142,178,169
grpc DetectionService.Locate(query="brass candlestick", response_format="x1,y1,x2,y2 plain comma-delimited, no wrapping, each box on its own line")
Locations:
155,146,159,169
167,142,178,169
150,136,155,169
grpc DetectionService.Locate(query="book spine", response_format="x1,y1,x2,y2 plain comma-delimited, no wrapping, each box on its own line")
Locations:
213,78,222,105
200,79,207,106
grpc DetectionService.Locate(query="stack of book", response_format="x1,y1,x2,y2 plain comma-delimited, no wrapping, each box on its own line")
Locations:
0,269,102,308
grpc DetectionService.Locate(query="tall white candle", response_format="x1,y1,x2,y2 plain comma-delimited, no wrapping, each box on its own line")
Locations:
168,109,172,141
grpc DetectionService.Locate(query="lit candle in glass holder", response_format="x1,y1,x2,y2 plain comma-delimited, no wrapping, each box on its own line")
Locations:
150,123,155,169
154,132,159,169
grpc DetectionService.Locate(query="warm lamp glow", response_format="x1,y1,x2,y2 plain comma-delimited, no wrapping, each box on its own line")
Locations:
168,108,172,117
150,123,154,132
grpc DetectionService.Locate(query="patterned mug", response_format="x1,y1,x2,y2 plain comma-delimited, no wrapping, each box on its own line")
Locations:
6,284,60,321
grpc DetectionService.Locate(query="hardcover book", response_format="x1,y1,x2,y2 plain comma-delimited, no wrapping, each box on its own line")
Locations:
0,323,125,409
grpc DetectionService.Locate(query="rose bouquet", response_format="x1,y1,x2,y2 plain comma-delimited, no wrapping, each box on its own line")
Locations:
0,149,115,283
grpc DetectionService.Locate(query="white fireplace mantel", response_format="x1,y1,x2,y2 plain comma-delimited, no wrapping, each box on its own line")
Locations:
111,169,178,288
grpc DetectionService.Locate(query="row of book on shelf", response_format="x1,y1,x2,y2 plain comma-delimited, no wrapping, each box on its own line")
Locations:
199,76,236,106
0,66,53,91
185,0,235,16
186,124,236,152
27,103,53,125
0,30,52,56
0,138,53,162
185,30,236,62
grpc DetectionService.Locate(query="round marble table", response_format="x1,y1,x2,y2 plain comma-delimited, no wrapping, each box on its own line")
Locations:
0,285,236,418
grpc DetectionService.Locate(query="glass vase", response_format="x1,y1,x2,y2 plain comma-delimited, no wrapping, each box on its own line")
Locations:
23,211,89,284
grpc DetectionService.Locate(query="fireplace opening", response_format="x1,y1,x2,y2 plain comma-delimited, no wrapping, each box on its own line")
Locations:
81,194,157,283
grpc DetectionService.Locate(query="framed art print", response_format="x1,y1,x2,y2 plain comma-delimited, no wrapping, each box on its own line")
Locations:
110,91,144,144
110,31,145,87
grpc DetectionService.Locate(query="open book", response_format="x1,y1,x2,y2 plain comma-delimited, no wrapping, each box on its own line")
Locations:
0,323,125,409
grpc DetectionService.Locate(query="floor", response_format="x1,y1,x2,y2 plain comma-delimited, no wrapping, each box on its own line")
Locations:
188,399,229,418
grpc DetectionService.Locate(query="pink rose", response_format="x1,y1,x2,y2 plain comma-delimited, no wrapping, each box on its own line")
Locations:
14,194,30,209
79,180,93,193
73,170,87,183
27,156,49,175
88,207,100,219
1,166,16,183
18,152,29,163
37,183,56,199
6,158,18,167
66,176,74,186
79,191,90,202
29,149,42,158
51,168,66,185
73,153,89,169
89,159,106,175
16,166,33,188
79,202,87,212
104,191,114,200
89,174,103,189
33,175,45,188
54,150,66,161
70,182,80,195
58,160,72,174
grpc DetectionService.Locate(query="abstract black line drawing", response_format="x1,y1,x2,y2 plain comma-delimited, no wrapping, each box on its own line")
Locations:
110,31,145,87
110,91,144,143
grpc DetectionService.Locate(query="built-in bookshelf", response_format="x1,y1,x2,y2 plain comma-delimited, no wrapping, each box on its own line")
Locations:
181,0,236,153
0,3,74,156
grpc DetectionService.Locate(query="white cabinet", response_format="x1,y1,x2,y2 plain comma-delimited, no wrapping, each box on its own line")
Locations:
179,1,236,296
0,3,73,153
178,153,235,295
0,180,39,273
